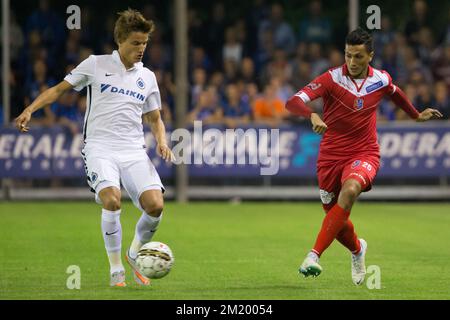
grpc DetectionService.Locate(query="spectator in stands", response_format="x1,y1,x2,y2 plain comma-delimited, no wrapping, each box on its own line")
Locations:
290,42,312,88
97,13,116,51
291,59,312,90
209,71,227,103
270,76,294,103
10,1,450,128
431,43,450,87
416,83,436,111
25,0,66,62
223,59,240,84
223,83,252,128
416,27,436,65
261,48,292,88
21,30,47,82
146,42,170,71
434,81,450,119
78,47,94,64
205,2,226,67
373,16,396,53
65,30,81,65
8,69,24,120
223,26,243,65
188,8,205,48
78,6,95,48
247,0,270,56
298,0,332,45
378,42,398,80
444,8,450,45
400,46,433,85
52,90,80,136
27,84,55,127
186,88,223,126
328,48,344,68
0,10,24,64
404,0,433,46
253,82,288,127
309,42,329,78
258,3,296,56
244,82,260,110
24,58,56,108
233,19,251,58
396,83,419,120
154,70,176,125
154,69,174,125
255,27,275,70
191,67,207,109
239,57,257,84
101,42,114,55
377,98,397,122
191,47,213,74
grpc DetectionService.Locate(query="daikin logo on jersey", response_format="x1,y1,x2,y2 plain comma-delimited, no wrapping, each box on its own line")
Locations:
170,121,280,175
100,83,146,101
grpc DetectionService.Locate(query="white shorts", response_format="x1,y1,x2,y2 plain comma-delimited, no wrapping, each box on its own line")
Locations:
81,144,164,211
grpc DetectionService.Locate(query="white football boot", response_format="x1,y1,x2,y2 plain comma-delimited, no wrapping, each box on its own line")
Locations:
110,270,126,287
299,252,323,278
351,239,367,285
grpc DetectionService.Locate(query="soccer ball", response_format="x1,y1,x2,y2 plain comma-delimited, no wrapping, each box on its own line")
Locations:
135,241,174,279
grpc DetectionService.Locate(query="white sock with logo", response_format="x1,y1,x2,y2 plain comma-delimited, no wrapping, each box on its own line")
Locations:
129,212,162,259
101,209,124,274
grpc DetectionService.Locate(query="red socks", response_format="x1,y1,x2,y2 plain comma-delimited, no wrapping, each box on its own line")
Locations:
312,203,353,257
336,219,361,254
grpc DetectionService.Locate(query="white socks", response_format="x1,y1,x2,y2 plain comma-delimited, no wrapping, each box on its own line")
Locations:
101,209,124,274
129,212,162,259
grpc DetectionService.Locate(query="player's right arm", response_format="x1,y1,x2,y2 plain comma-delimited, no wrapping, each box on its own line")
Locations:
383,71,443,122
285,72,330,135
15,80,74,132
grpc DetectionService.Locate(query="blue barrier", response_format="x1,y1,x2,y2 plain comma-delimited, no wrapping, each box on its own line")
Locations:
1,123,449,178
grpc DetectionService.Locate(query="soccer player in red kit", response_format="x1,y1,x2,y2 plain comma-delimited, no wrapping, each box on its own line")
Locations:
285,28,442,285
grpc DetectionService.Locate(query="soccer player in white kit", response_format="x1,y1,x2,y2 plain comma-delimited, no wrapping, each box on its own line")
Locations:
15,9,174,287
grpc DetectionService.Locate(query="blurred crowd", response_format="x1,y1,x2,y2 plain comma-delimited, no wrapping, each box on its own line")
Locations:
1,0,450,133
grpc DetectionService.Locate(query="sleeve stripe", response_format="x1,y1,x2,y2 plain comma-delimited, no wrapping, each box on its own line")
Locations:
391,85,397,94
294,91,311,103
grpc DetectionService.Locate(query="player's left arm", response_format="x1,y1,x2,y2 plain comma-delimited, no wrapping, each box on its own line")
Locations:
386,73,443,122
143,110,175,162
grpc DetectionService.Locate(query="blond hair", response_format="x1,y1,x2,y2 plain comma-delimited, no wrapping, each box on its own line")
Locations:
113,8,155,45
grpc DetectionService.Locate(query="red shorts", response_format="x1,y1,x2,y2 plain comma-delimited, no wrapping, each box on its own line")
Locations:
317,155,380,212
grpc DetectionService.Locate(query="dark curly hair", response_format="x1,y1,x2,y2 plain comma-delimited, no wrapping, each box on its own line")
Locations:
345,27,373,53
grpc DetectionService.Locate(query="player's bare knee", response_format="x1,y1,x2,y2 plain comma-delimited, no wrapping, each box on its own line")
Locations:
343,180,361,198
338,185,359,209
344,186,359,200
101,191,121,210
103,196,121,211
140,190,164,217
143,203,163,217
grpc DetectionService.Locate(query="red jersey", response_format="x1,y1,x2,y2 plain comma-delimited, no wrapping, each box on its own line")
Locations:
293,64,412,163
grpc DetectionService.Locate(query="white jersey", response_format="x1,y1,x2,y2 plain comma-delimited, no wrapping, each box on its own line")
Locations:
64,50,161,150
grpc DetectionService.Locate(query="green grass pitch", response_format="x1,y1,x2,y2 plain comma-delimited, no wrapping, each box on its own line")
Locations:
0,201,449,300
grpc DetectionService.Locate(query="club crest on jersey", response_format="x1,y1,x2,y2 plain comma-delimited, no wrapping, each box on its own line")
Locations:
354,98,364,110
136,77,145,89
351,160,361,169
90,172,98,183
306,82,322,90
